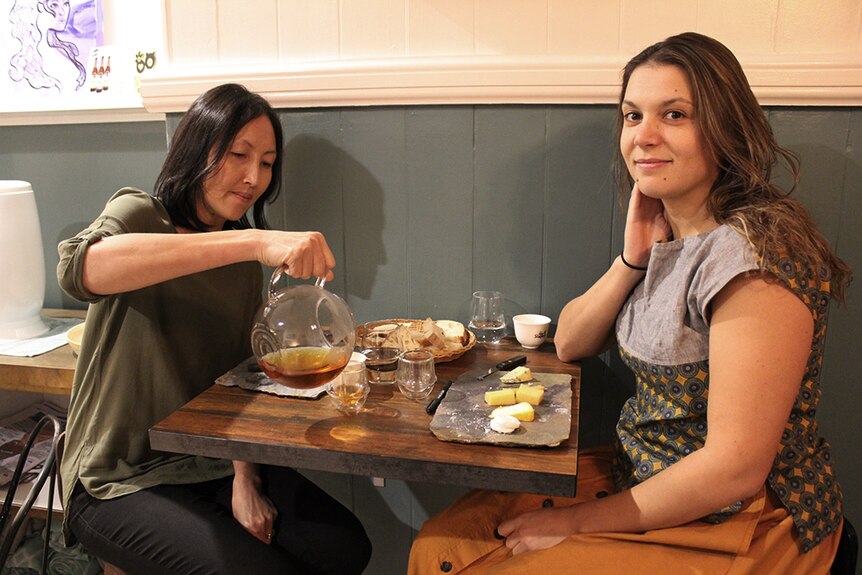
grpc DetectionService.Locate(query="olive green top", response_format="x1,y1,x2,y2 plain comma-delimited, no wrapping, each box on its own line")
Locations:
57,188,262,541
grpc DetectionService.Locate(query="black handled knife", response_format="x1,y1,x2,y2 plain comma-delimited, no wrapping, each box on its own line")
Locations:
425,380,453,415
476,354,527,380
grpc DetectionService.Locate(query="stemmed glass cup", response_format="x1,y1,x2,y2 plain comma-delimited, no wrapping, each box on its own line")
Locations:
468,290,505,344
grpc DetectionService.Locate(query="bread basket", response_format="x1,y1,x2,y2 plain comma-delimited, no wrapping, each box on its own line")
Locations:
358,319,476,363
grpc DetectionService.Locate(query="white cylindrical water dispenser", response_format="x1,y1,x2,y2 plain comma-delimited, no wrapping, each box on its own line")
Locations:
0,180,48,339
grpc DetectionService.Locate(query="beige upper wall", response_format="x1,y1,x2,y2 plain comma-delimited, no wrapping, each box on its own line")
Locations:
143,0,862,111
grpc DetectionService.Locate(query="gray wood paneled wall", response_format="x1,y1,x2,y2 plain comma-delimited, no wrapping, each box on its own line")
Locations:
2,104,859,574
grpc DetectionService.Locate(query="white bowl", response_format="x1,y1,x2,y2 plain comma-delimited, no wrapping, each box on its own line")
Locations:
66,322,85,356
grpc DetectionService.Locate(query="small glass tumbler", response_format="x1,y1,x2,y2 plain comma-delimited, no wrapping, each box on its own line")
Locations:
326,354,370,415
359,322,401,385
468,290,506,344
395,349,437,402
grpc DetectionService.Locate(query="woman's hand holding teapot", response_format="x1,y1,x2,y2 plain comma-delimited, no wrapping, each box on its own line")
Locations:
255,230,336,281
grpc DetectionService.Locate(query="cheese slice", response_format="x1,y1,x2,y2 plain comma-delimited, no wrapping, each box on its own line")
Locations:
489,402,535,422
515,384,544,406
500,366,532,383
484,388,516,406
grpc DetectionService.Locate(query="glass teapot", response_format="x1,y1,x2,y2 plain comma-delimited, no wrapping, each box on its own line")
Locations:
251,267,356,389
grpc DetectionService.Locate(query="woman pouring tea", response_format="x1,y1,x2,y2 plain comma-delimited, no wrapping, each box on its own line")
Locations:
57,83,371,575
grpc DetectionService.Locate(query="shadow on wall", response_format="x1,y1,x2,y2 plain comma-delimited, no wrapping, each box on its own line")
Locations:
280,135,386,302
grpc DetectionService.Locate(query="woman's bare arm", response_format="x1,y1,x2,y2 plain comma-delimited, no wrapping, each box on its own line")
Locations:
231,460,277,544
501,274,812,553
82,229,335,295
555,257,646,361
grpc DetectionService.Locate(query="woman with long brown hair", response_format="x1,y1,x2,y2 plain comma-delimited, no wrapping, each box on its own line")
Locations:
408,32,849,574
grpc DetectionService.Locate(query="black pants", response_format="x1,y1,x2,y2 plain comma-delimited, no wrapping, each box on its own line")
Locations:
67,466,371,575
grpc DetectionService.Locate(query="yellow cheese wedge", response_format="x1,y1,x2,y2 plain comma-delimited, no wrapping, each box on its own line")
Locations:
515,384,544,406
500,366,532,383
484,388,516,406
490,402,535,422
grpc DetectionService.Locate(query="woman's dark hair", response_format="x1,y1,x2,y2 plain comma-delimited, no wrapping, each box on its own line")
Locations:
615,32,850,301
154,83,283,231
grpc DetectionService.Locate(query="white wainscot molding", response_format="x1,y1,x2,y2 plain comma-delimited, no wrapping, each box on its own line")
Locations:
140,53,862,113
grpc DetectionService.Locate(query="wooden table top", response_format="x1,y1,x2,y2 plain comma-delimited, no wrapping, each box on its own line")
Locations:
149,338,581,497
0,309,84,395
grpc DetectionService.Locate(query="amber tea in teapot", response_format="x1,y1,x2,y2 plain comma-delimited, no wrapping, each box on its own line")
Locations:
259,346,350,389
251,269,356,390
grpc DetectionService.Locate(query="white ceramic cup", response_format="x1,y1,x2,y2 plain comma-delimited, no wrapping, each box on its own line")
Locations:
512,314,552,349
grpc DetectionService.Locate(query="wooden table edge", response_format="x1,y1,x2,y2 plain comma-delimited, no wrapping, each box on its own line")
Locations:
148,426,579,497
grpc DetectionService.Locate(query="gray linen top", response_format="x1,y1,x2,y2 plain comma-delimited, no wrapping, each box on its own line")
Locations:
613,224,842,552
616,224,759,364
57,188,263,539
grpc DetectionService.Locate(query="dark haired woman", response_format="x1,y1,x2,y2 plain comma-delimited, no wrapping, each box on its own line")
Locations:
408,32,849,575
58,83,371,575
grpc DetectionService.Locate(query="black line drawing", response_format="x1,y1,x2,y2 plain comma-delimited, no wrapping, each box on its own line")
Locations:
7,0,98,93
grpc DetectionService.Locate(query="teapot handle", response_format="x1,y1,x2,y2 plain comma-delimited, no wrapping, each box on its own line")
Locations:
269,266,326,297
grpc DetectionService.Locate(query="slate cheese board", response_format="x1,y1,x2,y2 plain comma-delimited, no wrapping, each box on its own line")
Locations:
429,371,572,447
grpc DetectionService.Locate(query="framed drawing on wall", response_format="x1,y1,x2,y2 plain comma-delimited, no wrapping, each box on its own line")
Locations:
0,0,165,123
6,0,100,95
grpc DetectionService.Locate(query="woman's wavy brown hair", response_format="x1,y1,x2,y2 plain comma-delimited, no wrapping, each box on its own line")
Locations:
614,32,851,301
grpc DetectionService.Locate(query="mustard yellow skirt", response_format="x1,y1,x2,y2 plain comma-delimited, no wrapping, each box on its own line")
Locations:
408,447,840,575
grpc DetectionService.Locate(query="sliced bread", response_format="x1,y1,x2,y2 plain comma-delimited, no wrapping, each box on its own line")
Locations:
435,319,469,345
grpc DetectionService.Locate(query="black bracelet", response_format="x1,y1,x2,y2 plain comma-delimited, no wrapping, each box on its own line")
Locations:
620,250,648,271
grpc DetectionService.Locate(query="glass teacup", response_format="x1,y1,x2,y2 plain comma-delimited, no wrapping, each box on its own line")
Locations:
359,322,401,385
395,349,436,401
326,353,369,415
